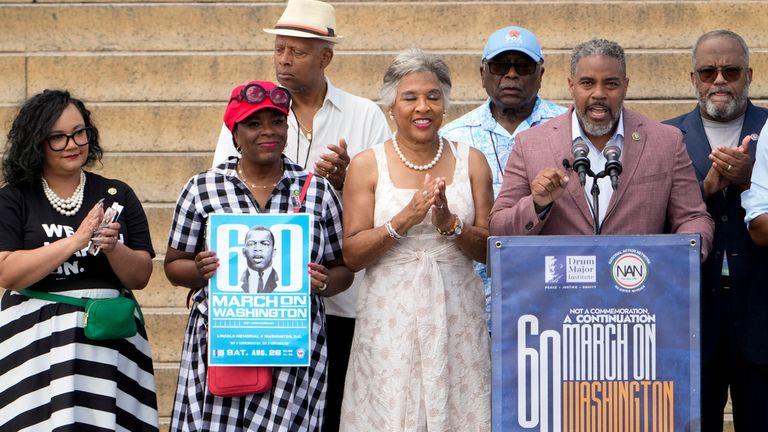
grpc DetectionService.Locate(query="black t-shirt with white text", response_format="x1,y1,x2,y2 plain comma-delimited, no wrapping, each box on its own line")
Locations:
0,172,155,292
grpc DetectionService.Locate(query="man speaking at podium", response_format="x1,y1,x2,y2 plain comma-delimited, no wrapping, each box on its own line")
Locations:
489,38,714,257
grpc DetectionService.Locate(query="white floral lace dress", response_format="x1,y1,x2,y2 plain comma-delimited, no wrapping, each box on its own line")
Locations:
340,141,491,432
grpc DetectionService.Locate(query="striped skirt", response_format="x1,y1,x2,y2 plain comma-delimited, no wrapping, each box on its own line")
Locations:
0,289,159,431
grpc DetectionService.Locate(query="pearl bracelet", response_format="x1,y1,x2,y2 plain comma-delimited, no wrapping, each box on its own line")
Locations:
385,219,406,240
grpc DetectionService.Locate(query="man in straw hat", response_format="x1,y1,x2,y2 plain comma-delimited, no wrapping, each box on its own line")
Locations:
211,1,390,430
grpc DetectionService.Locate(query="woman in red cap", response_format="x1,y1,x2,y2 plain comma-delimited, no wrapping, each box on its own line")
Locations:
164,80,352,431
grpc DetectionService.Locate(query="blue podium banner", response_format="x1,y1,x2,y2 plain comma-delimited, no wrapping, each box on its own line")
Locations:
207,213,311,367
490,235,701,432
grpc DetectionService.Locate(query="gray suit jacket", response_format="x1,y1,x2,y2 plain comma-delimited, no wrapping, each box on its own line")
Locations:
490,108,714,258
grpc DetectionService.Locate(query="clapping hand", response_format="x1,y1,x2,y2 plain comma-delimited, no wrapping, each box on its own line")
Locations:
709,135,753,188
74,201,105,250
314,138,350,190
430,176,453,231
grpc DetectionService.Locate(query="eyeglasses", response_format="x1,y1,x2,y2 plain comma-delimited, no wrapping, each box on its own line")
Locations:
230,83,291,108
695,66,745,83
484,60,541,76
46,127,93,151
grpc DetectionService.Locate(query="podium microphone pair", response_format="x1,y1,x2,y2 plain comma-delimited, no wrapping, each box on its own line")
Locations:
562,139,623,190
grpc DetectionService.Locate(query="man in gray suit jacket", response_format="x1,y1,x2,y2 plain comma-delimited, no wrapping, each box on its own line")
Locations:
490,39,714,257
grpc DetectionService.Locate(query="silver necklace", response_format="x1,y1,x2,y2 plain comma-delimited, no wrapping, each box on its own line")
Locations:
392,131,445,171
42,171,86,217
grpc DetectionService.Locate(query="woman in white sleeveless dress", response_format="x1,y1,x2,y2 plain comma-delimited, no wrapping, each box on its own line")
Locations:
340,49,493,432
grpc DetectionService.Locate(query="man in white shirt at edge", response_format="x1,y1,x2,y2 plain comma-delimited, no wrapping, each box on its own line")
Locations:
210,1,390,430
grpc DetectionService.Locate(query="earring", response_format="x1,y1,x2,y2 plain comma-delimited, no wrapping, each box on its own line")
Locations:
389,111,394,120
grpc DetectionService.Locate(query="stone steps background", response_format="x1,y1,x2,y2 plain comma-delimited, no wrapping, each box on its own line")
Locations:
2,1,759,429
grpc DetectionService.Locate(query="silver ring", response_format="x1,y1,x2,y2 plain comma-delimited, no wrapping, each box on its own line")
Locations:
331,165,338,174
436,204,444,209
319,282,327,292
422,191,428,197
727,164,732,171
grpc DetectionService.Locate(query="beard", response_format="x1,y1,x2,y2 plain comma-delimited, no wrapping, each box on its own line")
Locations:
575,102,621,138
697,81,749,121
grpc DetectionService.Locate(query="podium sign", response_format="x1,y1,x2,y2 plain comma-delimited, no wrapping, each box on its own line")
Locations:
490,235,701,431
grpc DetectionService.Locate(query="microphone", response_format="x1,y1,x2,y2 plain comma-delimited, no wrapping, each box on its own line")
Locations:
603,145,622,191
571,138,590,187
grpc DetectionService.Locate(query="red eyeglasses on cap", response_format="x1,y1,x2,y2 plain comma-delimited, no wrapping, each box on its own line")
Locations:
224,81,292,132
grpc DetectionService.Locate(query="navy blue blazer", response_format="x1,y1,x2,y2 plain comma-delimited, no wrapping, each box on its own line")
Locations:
665,101,768,365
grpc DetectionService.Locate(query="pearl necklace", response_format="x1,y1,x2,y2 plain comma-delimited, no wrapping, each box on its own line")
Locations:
392,131,445,171
238,160,279,190
42,171,86,217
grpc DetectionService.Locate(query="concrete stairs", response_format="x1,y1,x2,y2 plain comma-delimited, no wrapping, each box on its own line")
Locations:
2,1,762,429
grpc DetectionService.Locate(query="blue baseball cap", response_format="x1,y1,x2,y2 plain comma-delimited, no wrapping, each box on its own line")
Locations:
483,26,543,63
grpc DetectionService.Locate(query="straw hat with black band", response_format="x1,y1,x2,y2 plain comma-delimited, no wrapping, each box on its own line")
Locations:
263,0,343,43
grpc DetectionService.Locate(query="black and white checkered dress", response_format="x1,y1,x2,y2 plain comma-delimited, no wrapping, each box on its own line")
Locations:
168,157,343,431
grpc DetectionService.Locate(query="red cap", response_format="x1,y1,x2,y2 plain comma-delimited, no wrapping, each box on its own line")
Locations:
223,80,290,132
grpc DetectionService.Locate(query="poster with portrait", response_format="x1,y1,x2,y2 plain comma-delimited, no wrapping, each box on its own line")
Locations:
207,213,311,367
489,235,701,432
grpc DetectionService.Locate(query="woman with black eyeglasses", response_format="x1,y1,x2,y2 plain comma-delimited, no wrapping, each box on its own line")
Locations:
164,80,352,431
0,89,158,430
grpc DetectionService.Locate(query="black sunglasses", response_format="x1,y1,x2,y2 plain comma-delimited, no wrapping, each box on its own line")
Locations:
484,60,541,76
695,66,745,83
230,83,291,108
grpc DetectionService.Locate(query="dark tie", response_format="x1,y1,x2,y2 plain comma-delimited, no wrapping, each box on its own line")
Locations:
257,271,264,293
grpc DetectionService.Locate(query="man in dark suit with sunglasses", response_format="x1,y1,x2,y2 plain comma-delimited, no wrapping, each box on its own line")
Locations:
664,29,768,431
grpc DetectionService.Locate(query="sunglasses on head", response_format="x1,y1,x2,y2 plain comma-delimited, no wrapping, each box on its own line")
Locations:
695,66,745,83
484,60,541,76
230,83,291,108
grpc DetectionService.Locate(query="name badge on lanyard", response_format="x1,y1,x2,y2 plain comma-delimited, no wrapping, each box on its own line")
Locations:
290,173,314,213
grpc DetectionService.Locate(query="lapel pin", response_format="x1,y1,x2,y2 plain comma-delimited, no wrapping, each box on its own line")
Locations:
107,187,117,195
751,133,760,141
632,132,641,141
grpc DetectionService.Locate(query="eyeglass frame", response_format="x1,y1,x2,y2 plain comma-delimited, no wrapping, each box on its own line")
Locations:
483,59,543,77
229,83,292,108
46,127,94,152
694,65,746,84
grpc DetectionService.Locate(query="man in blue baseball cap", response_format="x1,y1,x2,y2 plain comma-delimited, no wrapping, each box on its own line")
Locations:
442,26,566,329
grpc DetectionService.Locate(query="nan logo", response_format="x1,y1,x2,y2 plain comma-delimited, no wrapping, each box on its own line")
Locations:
610,249,650,292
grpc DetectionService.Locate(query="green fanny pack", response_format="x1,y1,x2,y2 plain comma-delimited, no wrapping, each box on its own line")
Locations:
20,289,145,341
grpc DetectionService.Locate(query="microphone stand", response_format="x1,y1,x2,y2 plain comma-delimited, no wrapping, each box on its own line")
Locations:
562,159,610,235
587,169,608,235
